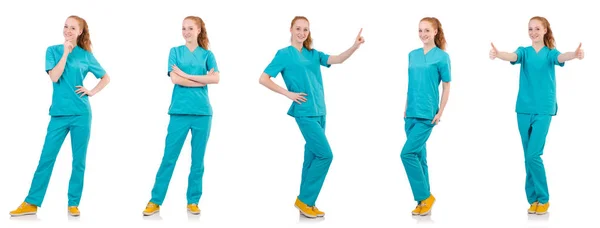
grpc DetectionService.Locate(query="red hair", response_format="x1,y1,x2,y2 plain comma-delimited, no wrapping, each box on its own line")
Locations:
420,17,447,50
68,15,92,52
290,16,313,50
530,16,555,49
185,16,210,50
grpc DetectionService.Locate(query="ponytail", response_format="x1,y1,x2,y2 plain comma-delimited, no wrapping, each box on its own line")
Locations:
69,15,92,52
530,16,555,49
421,17,447,50
185,16,210,49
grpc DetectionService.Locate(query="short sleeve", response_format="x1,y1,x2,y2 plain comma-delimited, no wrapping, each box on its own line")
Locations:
438,54,451,82
167,47,177,77
206,51,219,72
510,46,525,65
86,52,106,79
263,50,286,78
317,50,331,68
548,48,564,67
45,46,58,73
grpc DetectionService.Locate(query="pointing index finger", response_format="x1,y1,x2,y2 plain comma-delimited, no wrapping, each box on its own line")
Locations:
357,28,363,37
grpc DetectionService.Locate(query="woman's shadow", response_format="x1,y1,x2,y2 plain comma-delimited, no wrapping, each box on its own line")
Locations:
298,213,325,223
9,214,41,222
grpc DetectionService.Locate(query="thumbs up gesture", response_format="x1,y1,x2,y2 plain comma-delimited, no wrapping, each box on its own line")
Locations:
575,43,584,60
489,42,498,60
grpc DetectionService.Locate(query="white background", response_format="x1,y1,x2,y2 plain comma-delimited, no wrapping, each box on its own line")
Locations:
0,0,597,227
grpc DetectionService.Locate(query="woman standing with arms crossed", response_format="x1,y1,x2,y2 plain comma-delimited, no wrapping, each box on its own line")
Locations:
259,16,364,218
143,16,220,216
9,15,111,217
401,17,451,216
489,16,584,215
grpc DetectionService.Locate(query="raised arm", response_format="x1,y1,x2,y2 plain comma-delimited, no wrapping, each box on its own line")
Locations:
48,41,74,82
327,28,365,65
490,42,517,62
558,43,584,63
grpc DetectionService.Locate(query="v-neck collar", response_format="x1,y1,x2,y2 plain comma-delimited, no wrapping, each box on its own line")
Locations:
532,45,546,54
185,45,199,54
423,46,438,56
290,45,305,54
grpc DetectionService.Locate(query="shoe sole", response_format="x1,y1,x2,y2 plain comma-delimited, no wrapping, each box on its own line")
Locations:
419,199,436,216
535,211,547,215
10,212,36,217
143,210,159,216
295,205,317,218
187,209,200,215
308,212,325,217
69,213,80,217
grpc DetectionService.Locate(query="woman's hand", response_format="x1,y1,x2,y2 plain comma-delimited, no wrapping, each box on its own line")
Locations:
353,28,365,48
171,65,188,77
285,91,307,104
431,113,442,125
489,43,498,60
75,85,94,97
575,43,584,60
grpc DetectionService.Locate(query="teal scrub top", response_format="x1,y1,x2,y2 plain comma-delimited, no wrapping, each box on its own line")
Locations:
167,45,219,116
264,46,331,117
405,47,451,120
510,46,563,116
45,44,106,116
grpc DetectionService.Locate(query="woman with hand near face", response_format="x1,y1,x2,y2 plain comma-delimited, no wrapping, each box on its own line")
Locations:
259,16,364,218
490,16,584,215
9,15,110,217
143,16,220,216
401,17,451,216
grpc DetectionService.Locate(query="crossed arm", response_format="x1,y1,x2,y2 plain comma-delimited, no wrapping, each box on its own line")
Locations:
170,71,207,87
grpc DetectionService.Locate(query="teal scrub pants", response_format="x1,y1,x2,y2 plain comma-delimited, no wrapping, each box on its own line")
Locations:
401,117,435,202
25,114,92,207
150,115,212,205
295,116,333,206
517,113,552,204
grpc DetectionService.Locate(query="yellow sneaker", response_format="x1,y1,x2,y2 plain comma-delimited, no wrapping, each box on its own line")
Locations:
294,198,317,218
528,202,538,214
412,204,422,215
9,202,37,216
536,202,549,215
143,202,160,216
187,204,200,215
68,206,80,216
419,194,436,216
312,206,325,217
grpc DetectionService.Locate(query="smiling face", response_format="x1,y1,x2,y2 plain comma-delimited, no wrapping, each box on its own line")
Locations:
290,18,309,44
528,19,547,43
419,20,437,46
63,17,82,41
182,19,200,43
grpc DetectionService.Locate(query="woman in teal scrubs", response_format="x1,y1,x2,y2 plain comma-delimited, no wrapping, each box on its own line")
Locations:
490,16,584,215
258,16,364,218
143,16,220,216
9,15,111,217
401,17,451,216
